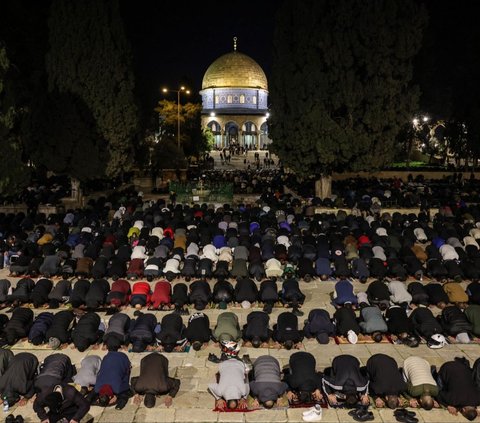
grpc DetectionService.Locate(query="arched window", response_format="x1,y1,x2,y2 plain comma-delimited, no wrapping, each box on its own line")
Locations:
240,94,245,104
215,95,219,104
252,96,257,104
227,95,233,104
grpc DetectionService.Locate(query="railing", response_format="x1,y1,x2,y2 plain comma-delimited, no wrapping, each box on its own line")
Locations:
169,181,234,204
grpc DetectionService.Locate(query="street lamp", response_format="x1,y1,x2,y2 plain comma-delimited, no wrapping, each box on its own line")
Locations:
162,86,190,149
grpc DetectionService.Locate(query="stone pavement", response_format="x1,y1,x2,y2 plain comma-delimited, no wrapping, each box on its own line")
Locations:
209,150,279,171
0,269,475,422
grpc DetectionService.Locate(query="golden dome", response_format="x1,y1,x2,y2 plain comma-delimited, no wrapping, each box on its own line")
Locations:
202,52,268,90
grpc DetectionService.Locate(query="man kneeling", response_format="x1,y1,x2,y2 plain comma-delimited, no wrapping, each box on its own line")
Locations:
132,352,180,408
208,359,249,411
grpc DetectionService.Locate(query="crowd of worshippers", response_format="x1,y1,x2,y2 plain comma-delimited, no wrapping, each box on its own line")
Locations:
197,168,480,208
5,196,480,285
2,348,480,422
1,273,480,353
209,352,480,422
0,349,179,422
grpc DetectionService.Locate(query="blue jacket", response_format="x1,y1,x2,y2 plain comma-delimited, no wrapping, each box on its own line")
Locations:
315,257,332,277
334,280,357,306
94,351,131,394
212,235,227,249
28,312,54,343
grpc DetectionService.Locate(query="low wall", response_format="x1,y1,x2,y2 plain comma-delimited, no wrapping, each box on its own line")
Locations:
332,170,478,181
315,207,439,216
0,204,59,216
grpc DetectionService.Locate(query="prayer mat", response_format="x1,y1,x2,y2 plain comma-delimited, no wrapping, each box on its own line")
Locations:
446,335,480,344
242,339,306,350
369,395,411,409
212,397,259,412
128,344,190,353
288,397,329,409
334,334,393,345
9,339,57,350
212,394,293,412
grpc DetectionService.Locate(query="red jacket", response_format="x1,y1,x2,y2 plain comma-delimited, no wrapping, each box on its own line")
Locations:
127,258,144,277
163,227,174,239
131,282,151,303
107,279,131,306
151,280,172,308
357,235,372,248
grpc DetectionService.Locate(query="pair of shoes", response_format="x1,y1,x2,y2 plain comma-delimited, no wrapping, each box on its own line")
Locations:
292,308,304,317
349,407,374,422
208,353,221,363
303,404,322,416
263,303,273,314
403,335,419,348
394,409,418,423
302,404,322,421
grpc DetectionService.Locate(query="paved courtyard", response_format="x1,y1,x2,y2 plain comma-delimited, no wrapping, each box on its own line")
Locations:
0,268,476,422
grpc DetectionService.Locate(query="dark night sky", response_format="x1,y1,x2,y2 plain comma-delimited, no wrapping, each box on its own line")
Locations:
120,0,281,115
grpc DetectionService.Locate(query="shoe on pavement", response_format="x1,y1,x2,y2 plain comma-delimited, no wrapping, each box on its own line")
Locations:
303,406,322,422
303,404,322,416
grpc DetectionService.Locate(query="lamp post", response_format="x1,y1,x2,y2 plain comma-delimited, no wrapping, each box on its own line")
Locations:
162,86,190,149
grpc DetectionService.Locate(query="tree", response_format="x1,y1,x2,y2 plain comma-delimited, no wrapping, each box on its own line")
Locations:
154,100,211,159
415,1,480,166
46,0,139,178
151,139,187,172
24,91,107,181
0,41,30,195
269,0,426,197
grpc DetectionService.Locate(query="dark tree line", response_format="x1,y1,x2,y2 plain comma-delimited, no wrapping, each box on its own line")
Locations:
269,0,427,197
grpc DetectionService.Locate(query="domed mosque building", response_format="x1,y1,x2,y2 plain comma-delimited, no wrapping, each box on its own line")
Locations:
200,38,271,150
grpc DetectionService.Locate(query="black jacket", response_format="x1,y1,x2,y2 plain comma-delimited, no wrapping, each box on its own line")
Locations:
129,313,157,351
440,306,473,336
156,313,185,351
184,312,211,343
322,355,369,396
366,353,406,396
438,359,480,407
334,307,361,336
85,278,110,308
33,383,90,422
234,278,259,303
259,279,278,303
29,278,53,307
45,310,75,344
7,278,35,303
28,312,54,345
284,352,322,392
243,311,270,341
0,352,38,404
3,307,34,344
273,312,303,343
409,306,443,339
34,353,76,394
71,312,102,351
213,280,234,303
69,279,91,307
